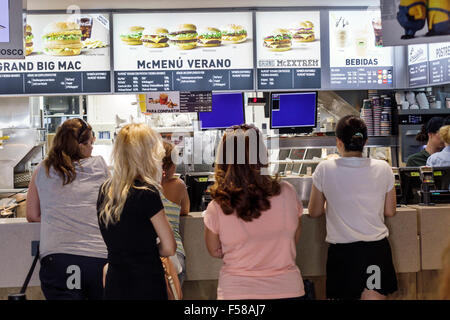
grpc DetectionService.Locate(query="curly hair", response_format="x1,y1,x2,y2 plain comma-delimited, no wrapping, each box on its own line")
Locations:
210,125,281,222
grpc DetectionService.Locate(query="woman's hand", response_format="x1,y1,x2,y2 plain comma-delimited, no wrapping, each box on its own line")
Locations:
102,263,108,288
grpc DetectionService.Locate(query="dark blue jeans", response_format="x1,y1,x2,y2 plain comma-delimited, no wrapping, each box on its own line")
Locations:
39,253,107,300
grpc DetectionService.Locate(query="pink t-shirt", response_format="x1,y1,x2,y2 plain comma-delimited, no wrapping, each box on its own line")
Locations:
204,181,305,300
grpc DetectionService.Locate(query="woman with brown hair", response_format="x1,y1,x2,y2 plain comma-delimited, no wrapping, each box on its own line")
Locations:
27,118,109,300
204,124,305,300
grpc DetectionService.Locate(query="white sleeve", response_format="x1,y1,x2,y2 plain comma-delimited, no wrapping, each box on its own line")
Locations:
385,163,395,193
426,155,433,167
312,162,324,193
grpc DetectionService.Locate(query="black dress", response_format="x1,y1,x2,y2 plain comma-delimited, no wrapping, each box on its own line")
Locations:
97,181,167,300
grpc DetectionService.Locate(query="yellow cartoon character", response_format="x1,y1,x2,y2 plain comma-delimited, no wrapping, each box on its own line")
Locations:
397,0,427,39
426,0,450,36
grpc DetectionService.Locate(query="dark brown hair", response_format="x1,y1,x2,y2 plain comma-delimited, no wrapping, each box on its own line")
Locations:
44,118,93,185
210,125,281,222
162,140,175,172
415,116,444,143
336,115,368,152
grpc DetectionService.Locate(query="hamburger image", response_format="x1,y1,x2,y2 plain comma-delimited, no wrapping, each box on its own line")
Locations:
263,28,292,51
24,24,34,56
291,21,315,42
120,26,145,45
142,27,169,48
168,24,198,50
221,24,247,43
42,22,82,56
197,27,222,47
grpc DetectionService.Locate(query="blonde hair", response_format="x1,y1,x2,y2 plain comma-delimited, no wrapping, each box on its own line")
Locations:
99,123,165,226
439,125,450,145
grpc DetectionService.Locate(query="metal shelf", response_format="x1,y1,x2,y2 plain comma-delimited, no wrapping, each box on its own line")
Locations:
398,109,450,115
267,135,398,149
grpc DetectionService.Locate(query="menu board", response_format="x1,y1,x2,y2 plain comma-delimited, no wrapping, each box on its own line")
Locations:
408,44,428,87
113,12,254,92
144,91,212,113
328,10,394,89
256,11,321,90
0,13,111,94
428,42,450,85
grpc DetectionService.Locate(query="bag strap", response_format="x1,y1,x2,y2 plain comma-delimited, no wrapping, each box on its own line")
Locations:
161,259,180,300
20,244,40,294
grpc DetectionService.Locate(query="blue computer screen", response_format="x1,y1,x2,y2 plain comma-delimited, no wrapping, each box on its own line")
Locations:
271,92,317,128
199,92,245,130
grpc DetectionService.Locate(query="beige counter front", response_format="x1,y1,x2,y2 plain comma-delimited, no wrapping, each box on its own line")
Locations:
181,206,421,281
409,204,450,270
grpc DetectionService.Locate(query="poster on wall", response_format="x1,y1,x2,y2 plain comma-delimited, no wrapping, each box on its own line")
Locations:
428,42,450,85
113,12,254,92
380,0,450,46
0,13,111,94
256,11,321,90
408,44,429,87
328,10,394,89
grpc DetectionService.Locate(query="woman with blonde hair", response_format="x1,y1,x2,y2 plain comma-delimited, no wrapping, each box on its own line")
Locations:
426,124,450,167
27,118,109,300
97,123,176,300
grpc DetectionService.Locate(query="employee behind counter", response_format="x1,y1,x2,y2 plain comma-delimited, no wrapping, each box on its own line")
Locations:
406,116,450,167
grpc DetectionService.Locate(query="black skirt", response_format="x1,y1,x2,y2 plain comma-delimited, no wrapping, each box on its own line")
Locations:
326,237,398,300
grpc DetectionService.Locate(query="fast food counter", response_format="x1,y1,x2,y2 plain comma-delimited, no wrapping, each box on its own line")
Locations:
0,205,446,300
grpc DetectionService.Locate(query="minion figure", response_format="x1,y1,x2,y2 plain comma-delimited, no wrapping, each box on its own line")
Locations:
397,0,427,39
426,0,450,36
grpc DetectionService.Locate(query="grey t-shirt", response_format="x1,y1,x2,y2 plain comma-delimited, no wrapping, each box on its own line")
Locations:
36,156,109,259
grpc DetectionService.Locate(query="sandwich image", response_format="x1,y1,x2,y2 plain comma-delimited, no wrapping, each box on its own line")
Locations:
221,24,247,43
120,26,145,45
42,22,82,56
263,28,292,51
142,27,169,48
168,24,198,50
291,21,315,42
24,24,34,56
197,27,222,47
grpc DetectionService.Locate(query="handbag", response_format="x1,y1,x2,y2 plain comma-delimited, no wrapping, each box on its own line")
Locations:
160,257,182,300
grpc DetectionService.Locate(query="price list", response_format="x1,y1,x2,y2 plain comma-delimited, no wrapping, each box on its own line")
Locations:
114,69,253,93
179,91,212,112
330,67,393,88
428,43,450,85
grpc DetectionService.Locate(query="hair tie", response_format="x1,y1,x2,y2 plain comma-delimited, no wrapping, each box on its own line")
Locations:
353,132,363,138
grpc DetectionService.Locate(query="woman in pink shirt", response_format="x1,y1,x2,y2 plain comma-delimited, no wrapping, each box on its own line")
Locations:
204,124,305,300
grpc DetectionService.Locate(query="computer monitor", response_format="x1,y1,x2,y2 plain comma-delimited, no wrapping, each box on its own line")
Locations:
198,92,245,130
270,91,318,134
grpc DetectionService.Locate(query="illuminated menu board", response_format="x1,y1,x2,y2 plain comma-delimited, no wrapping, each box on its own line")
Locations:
113,12,254,92
328,10,394,89
408,44,429,87
0,13,111,94
256,11,321,90
428,42,450,85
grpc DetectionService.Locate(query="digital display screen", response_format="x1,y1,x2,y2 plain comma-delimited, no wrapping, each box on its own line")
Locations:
271,92,317,129
0,0,10,43
198,92,245,130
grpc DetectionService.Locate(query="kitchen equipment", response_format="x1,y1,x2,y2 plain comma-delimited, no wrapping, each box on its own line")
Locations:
392,167,402,207
419,166,435,206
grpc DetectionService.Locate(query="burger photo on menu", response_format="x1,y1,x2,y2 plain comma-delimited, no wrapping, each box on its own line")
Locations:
291,21,315,42
168,24,198,50
120,26,145,45
142,27,169,48
197,27,222,47
42,22,82,56
221,24,247,43
263,28,292,51
24,24,34,56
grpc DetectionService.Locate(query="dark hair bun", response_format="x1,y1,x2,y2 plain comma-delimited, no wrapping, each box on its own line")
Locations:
336,115,368,152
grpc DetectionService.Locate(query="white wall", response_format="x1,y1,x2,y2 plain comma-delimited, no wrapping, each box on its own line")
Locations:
87,94,138,124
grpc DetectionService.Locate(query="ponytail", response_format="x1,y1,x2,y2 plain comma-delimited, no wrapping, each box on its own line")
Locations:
336,115,368,152
415,124,428,143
